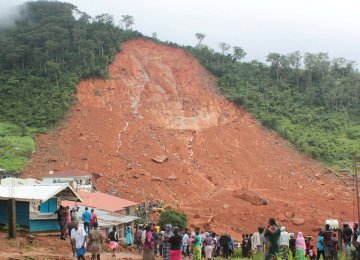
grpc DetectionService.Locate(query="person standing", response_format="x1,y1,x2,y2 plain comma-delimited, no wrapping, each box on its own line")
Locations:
305,235,313,257
163,224,173,260
71,222,87,260
264,218,281,260
90,209,97,231
316,231,325,260
252,230,261,254
182,230,189,257
342,223,352,258
108,226,119,257
241,234,248,258
125,226,133,246
136,225,144,252
169,227,182,260
193,228,202,260
88,222,102,260
71,206,80,221
204,232,214,260
323,224,333,260
82,207,92,234
331,233,339,260
153,228,160,256
142,225,155,260
296,232,306,260
279,226,290,260
220,233,231,258
289,233,296,259
159,231,165,257
65,206,71,238
55,205,67,240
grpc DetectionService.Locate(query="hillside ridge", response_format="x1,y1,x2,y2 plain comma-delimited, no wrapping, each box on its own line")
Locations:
24,39,354,237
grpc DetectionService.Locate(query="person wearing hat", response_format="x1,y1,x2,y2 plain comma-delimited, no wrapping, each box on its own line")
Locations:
71,206,80,222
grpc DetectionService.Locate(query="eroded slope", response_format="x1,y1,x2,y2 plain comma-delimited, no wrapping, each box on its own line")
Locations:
25,39,354,237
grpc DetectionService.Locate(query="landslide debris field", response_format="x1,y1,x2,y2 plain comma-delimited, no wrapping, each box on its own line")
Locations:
25,39,354,237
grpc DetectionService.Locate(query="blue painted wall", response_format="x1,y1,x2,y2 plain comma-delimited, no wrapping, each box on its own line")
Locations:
0,200,29,227
29,219,60,232
40,198,57,213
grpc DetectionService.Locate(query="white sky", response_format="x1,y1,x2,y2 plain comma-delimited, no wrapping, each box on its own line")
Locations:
1,0,360,64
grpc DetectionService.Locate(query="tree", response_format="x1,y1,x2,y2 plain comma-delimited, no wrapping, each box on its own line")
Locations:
121,15,134,30
232,46,246,61
151,32,158,40
159,210,187,230
266,52,282,82
195,33,206,47
218,42,231,55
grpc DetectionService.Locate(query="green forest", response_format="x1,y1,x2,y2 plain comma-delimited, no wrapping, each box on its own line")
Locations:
0,1,141,171
0,1,359,173
186,44,360,170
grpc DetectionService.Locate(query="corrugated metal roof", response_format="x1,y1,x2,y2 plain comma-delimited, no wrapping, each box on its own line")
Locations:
63,191,139,212
1,178,43,185
76,206,139,228
0,184,82,202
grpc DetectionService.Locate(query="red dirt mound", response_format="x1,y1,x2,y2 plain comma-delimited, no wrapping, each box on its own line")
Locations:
24,39,355,238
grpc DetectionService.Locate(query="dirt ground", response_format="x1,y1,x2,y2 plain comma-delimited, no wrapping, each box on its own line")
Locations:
24,39,356,239
0,231,142,259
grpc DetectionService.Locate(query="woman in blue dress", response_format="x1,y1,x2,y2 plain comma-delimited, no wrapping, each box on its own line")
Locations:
125,226,133,246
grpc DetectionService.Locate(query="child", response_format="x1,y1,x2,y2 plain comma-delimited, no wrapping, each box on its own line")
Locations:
241,234,248,258
309,245,316,260
305,235,312,256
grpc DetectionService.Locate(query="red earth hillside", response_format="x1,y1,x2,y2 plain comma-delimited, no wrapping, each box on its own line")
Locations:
24,39,355,238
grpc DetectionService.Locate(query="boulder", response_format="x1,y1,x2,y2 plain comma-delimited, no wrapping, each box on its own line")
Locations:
285,212,295,219
151,176,162,182
232,189,268,206
167,175,178,181
151,155,168,163
292,217,305,226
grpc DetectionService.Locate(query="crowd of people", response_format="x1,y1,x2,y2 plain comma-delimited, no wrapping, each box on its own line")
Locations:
133,218,360,260
132,223,236,260
54,207,360,260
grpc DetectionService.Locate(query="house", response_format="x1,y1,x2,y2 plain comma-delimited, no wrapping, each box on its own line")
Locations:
0,168,20,180
42,169,102,192
0,183,82,232
63,191,139,239
76,206,138,240
75,190,139,215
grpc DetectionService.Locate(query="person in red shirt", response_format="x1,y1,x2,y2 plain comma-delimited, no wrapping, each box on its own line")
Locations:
90,209,98,230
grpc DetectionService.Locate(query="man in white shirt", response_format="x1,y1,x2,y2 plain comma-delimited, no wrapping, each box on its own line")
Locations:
182,230,190,256
71,222,87,260
279,226,290,260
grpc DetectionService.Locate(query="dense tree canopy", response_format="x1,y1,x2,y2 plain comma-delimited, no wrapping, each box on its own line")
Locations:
159,210,188,230
186,45,360,169
0,1,141,172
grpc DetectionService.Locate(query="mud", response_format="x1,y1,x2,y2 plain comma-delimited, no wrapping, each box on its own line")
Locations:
24,39,355,239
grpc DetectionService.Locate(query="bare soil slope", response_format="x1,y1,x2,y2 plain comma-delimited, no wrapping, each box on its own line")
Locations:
24,39,354,237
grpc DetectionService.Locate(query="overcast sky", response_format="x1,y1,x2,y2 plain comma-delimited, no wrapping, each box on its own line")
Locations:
1,0,360,64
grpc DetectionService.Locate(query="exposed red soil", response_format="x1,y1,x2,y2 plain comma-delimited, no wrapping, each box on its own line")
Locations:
0,231,141,259
24,39,355,239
